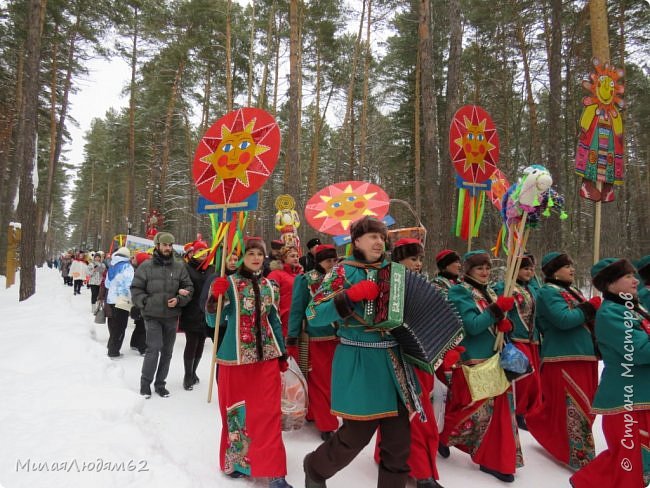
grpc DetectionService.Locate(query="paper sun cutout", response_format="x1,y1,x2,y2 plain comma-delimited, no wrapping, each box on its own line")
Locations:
193,108,280,204
449,105,499,185
305,181,389,236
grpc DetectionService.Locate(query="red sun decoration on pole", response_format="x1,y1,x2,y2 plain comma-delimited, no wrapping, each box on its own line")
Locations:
449,105,499,188
192,107,281,204
305,181,390,236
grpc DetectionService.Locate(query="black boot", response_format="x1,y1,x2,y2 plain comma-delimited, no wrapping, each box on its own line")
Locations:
417,478,444,488
140,380,151,399
437,443,450,458
303,454,327,488
192,356,201,385
183,358,194,391
479,465,514,483
516,414,528,431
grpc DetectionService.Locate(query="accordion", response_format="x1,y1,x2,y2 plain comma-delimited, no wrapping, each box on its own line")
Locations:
364,263,463,373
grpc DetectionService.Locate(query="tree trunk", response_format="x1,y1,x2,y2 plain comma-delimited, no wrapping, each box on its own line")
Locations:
258,0,276,111
335,0,365,178
0,47,24,275
159,58,186,209
440,0,462,248
126,5,138,235
16,0,47,300
358,0,371,174
544,0,563,252
414,51,421,217
201,65,211,134
418,0,440,253
39,12,79,262
515,19,541,163
225,0,233,112
247,1,255,106
285,0,301,193
308,49,322,198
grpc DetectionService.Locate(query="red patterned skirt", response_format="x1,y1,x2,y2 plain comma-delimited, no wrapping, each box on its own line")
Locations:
570,409,650,488
439,367,522,475
307,339,339,432
526,360,598,470
512,342,542,416
217,360,287,477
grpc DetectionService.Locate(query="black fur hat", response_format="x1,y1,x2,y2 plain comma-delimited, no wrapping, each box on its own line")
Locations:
350,217,388,245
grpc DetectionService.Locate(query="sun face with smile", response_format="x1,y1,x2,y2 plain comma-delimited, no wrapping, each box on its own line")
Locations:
582,59,624,121
455,116,496,174
201,121,269,190
192,107,281,204
449,105,499,185
305,181,390,236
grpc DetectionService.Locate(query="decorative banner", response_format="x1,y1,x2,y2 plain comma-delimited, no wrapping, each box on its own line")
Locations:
124,234,185,256
192,107,281,204
575,57,624,203
449,105,499,243
196,193,259,220
449,105,499,193
305,181,390,236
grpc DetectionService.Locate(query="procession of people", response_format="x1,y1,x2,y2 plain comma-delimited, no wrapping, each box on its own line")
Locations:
61,211,650,488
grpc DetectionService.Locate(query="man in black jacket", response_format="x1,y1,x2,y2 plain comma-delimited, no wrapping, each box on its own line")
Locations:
299,237,321,272
131,232,193,398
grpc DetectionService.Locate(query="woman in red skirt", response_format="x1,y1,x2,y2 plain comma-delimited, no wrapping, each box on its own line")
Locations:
439,250,521,483
207,238,292,488
494,253,542,430
286,244,340,440
570,258,650,488
525,252,600,471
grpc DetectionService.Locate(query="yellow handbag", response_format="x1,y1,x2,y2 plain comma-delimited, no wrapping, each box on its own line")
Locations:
462,353,510,402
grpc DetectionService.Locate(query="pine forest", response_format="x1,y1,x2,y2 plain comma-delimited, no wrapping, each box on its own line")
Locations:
0,0,648,300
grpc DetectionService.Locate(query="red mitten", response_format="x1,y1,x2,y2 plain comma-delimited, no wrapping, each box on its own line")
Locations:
496,295,515,312
497,318,514,333
210,277,229,297
345,280,380,302
588,296,603,311
286,345,299,362
442,346,466,369
279,356,289,373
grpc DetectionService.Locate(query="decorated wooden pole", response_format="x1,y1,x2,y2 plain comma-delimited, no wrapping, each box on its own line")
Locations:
192,107,281,403
449,105,499,250
575,0,624,264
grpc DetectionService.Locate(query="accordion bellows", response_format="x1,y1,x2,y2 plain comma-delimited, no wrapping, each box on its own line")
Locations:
368,265,464,373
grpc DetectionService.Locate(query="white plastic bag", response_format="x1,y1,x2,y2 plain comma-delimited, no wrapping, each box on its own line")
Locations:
281,356,308,431
431,379,448,433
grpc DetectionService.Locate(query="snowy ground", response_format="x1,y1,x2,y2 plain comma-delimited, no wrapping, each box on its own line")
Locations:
0,267,605,488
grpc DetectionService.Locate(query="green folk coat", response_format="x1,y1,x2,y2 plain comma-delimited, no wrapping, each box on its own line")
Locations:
206,271,286,365
430,274,458,298
447,280,504,364
494,280,539,344
287,270,336,340
592,297,650,414
535,282,598,363
638,285,650,311
306,257,414,420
